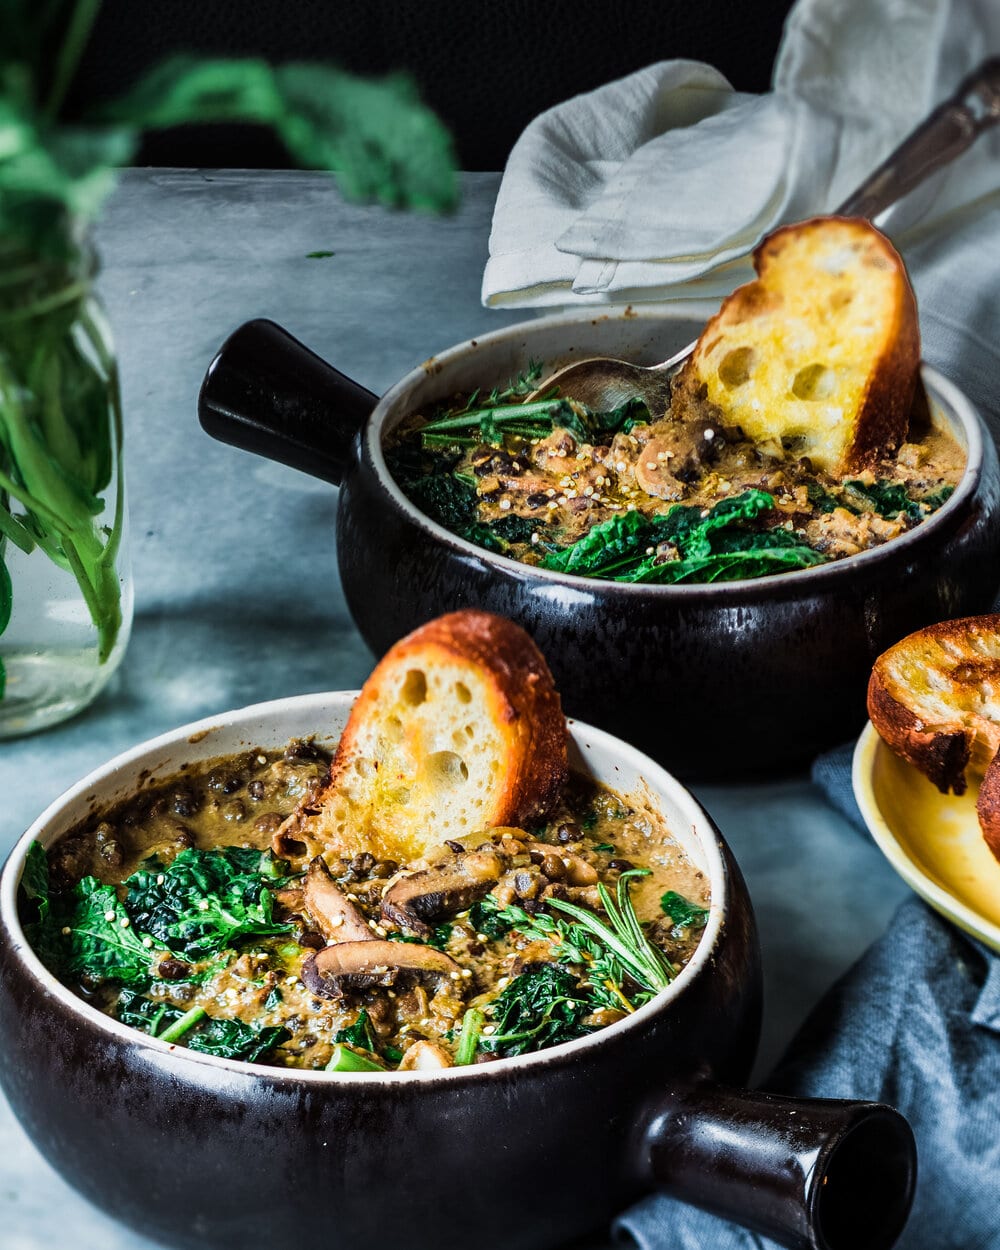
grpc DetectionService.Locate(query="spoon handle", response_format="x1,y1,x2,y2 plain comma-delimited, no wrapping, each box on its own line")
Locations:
836,56,1000,218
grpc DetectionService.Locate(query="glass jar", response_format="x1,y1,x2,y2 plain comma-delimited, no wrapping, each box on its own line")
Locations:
0,232,132,738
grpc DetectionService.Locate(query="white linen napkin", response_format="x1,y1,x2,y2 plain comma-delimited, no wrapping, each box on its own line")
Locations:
481,0,1000,315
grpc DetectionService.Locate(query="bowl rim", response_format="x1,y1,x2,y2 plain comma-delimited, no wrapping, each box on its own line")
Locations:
362,306,984,599
0,690,730,1086
852,720,1000,952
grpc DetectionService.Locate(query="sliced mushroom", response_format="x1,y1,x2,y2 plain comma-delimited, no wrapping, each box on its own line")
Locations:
300,940,461,999
303,856,375,943
398,1041,454,1071
381,849,502,935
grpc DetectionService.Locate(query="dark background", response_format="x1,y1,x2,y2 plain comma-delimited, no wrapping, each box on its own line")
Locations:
63,0,795,169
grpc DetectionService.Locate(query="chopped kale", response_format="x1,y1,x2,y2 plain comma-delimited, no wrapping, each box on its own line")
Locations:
592,843,615,853
480,964,594,1058
806,482,842,514
45,877,157,986
488,514,537,544
334,1009,377,1053
541,489,826,583
469,898,515,939
184,1016,289,1063
660,891,709,936
389,922,453,950
124,847,292,961
115,988,184,1037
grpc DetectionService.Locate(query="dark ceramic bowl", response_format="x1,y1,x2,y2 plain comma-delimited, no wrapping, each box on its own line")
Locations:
0,693,914,1250
198,312,1000,778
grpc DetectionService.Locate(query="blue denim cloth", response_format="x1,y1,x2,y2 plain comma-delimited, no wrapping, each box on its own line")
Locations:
615,746,1000,1250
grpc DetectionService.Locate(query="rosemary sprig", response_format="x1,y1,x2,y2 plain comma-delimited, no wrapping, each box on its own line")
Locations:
478,870,676,1012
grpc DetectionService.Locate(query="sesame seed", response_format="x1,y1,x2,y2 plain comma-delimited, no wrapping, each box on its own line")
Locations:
583,486,594,497
461,969,473,978
156,875,165,885
567,489,578,499
499,499,512,511
142,937,154,949
256,754,267,765
704,428,715,441
330,915,344,928
476,934,488,942
449,970,462,980
120,917,130,928
700,509,710,518
104,910,116,923
616,461,627,473
199,899,210,911
546,488,556,497
627,503,637,511
368,919,380,930
286,975,298,985
530,532,539,544
646,462,657,471
657,451,667,461
387,990,397,999
557,496,567,506
496,976,510,989
61,926,71,936
482,1025,496,1036
547,500,558,510
645,547,654,555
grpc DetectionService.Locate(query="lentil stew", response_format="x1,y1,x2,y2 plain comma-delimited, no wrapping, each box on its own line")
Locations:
385,363,964,582
19,740,708,1072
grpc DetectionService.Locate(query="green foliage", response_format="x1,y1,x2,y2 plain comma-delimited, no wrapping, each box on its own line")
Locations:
114,990,288,1060
843,479,954,523
124,847,292,960
115,987,184,1037
480,964,594,1058
334,1009,377,1053
98,57,456,213
454,1007,484,1065
542,489,828,583
469,897,515,939
475,871,674,1014
184,1016,289,1063
0,4,457,692
660,891,709,936
47,876,156,985
388,921,453,950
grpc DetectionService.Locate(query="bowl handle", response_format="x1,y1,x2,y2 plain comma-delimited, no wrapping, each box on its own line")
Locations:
198,319,377,486
632,1082,916,1250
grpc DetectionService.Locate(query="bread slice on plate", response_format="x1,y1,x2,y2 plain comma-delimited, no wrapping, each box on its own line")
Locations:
275,610,568,864
677,216,920,474
868,614,1000,861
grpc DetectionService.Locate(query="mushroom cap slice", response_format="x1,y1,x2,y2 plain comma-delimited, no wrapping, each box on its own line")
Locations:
301,940,462,999
303,856,375,943
381,849,502,935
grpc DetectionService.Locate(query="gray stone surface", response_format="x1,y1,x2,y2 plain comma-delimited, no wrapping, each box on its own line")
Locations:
0,169,908,1250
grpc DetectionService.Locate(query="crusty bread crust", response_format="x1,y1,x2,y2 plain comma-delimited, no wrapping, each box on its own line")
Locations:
867,665,971,794
977,752,1000,862
868,613,1000,863
275,611,567,864
682,216,920,474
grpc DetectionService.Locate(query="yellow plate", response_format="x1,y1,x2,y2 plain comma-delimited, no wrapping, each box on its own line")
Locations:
853,721,1000,952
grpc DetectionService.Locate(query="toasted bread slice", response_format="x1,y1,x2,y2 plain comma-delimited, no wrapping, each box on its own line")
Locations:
678,216,920,474
868,614,1000,861
275,611,567,864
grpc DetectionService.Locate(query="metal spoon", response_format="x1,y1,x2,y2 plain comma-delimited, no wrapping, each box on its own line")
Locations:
527,57,1000,416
